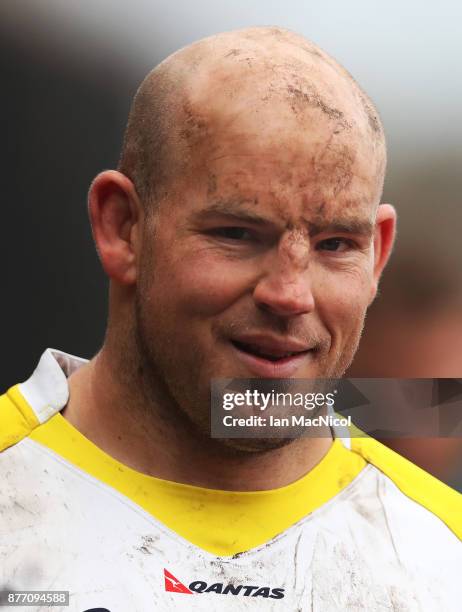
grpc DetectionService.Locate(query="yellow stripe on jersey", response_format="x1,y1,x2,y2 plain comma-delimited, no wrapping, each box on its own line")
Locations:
29,413,366,556
351,436,462,540
0,385,40,452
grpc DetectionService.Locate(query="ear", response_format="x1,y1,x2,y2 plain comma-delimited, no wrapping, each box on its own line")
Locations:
369,203,397,303
88,170,142,285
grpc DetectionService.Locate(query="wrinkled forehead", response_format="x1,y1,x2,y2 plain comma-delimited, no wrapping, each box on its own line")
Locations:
199,159,378,233
164,141,380,238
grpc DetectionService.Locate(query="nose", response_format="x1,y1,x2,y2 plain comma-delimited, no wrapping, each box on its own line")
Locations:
253,231,315,317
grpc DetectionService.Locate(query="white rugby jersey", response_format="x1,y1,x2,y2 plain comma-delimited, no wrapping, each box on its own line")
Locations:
1,349,461,611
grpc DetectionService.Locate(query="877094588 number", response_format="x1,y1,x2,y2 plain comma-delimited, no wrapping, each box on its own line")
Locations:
0,591,69,606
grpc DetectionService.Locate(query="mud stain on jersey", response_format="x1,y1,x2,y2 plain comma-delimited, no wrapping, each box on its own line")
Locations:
136,534,161,556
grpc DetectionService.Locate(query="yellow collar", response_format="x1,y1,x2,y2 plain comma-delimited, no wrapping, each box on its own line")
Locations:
30,413,365,556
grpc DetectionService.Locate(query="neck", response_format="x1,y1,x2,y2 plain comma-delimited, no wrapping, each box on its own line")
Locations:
63,344,333,491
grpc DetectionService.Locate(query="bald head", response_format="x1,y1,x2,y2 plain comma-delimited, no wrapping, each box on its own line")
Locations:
118,27,386,210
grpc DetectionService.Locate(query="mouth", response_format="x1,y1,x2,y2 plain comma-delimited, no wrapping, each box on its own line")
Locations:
231,340,309,362
229,336,315,377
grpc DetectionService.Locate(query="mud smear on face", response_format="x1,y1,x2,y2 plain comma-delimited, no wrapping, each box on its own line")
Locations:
224,48,242,58
359,92,382,135
180,100,210,146
207,173,218,195
313,142,356,197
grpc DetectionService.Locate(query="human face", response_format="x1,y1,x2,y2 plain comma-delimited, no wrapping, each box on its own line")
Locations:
135,119,384,434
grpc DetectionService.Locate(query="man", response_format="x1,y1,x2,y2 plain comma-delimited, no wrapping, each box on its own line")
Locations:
1,27,460,611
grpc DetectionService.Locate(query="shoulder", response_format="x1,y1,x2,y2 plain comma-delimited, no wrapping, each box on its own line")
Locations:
0,385,40,452
1,348,85,453
350,436,462,540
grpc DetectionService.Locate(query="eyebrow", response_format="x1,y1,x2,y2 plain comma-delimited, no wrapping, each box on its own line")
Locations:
306,219,375,237
192,201,375,235
192,201,270,226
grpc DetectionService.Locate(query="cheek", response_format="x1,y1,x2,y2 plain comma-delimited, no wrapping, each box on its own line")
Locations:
315,266,372,331
153,246,252,318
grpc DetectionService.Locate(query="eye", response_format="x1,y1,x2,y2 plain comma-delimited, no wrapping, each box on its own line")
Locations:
209,227,255,241
317,238,352,252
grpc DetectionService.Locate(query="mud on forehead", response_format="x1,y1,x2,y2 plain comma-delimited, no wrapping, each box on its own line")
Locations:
182,55,359,126
180,159,376,235
173,64,382,191
119,27,385,209
174,98,382,213
172,28,381,135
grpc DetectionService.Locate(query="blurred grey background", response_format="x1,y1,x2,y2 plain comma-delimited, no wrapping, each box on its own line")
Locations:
1,0,461,485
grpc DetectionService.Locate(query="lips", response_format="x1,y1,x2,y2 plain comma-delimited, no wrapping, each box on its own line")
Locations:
232,340,307,362
230,334,314,377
